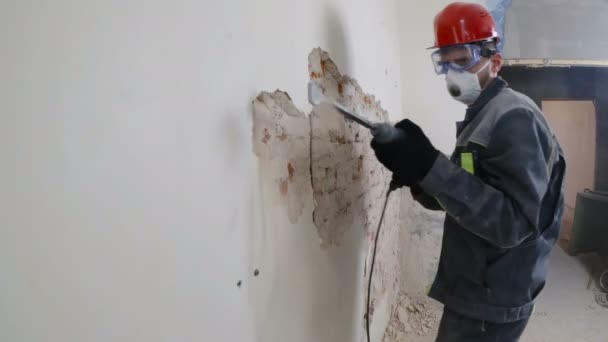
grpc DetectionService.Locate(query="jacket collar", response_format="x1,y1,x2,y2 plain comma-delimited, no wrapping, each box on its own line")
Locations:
456,77,508,136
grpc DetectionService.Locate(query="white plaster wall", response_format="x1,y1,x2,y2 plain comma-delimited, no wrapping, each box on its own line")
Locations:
0,1,402,342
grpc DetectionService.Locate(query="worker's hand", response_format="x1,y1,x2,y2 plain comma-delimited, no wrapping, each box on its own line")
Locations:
370,119,439,187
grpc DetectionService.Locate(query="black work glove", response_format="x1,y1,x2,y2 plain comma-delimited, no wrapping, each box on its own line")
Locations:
410,184,424,197
370,119,439,188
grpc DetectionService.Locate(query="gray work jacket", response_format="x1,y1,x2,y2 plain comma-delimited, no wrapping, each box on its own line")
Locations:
415,77,566,323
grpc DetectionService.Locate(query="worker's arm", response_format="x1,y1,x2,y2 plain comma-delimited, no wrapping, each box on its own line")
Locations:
411,185,443,211
419,110,554,248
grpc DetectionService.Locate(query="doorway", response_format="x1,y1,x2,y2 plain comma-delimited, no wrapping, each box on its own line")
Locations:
541,100,597,246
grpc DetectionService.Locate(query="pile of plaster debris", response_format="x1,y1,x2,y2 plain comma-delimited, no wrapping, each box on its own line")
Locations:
383,292,442,341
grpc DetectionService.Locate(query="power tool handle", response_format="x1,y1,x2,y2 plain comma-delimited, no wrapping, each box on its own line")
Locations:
371,123,406,144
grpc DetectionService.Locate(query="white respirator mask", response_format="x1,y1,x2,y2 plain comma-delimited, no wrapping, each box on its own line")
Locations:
445,61,491,105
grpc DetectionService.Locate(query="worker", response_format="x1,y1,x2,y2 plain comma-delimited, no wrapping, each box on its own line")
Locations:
371,2,566,341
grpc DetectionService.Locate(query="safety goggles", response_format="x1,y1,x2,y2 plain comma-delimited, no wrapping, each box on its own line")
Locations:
431,44,494,75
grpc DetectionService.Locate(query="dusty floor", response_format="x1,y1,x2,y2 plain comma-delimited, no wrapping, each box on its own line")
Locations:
521,247,608,342
384,247,608,342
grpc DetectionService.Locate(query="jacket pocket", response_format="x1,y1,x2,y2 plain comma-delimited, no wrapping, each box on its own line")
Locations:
443,221,489,285
484,231,554,307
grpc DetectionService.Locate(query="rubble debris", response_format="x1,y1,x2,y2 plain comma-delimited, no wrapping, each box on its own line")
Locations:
383,292,442,342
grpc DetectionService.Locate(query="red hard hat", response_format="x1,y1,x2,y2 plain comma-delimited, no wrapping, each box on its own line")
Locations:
432,2,499,48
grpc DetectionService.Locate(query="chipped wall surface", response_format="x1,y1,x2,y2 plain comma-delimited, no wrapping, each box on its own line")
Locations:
251,46,446,342
252,49,403,342
308,49,403,341
308,48,397,248
252,91,311,225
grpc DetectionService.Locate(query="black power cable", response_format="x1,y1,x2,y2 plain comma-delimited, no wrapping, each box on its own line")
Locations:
365,182,398,342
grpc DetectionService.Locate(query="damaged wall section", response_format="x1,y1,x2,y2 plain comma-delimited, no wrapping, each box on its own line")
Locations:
308,48,402,341
308,48,398,249
252,88,360,342
252,48,404,341
252,90,311,224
